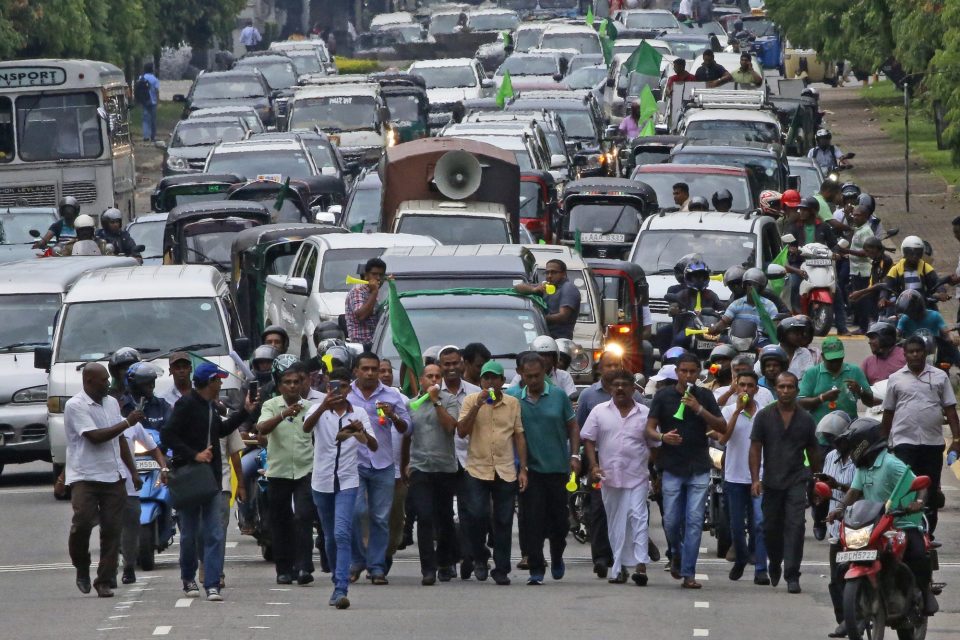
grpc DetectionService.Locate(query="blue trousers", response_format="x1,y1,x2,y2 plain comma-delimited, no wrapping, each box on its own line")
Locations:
661,470,709,579
314,488,358,593
350,465,395,576
178,491,225,590
141,103,157,141
725,481,767,575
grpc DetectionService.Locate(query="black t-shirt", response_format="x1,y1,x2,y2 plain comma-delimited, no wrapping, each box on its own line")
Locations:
749,403,818,490
649,384,722,477
694,62,728,83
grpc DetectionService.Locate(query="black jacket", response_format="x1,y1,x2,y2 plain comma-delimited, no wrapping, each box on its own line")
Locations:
161,390,249,482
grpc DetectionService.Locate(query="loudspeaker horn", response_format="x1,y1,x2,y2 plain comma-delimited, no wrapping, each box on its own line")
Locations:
434,150,482,201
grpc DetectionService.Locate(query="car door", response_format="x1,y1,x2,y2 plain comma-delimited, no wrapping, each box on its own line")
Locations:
280,244,315,345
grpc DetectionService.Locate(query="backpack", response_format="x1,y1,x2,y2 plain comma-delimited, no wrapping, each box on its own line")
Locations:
134,75,151,106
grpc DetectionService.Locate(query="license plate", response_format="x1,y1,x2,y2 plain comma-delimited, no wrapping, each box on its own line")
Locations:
835,550,878,562
135,459,160,472
694,336,718,349
806,259,833,267
256,174,282,183
580,232,625,243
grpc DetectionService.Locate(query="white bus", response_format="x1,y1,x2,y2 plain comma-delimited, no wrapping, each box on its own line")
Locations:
0,59,136,221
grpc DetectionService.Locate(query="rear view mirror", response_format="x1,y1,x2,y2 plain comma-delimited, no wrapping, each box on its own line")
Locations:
786,174,800,191
134,244,146,253
315,211,336,224
233,336,251,360
765,264,786,280
283,277,309,295
29,229,41,238
601,297,618,327
481,78,495,89
813,481,832,500
34,346,52,372
327,204,343,216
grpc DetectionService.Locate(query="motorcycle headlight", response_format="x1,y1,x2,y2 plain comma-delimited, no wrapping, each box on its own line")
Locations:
386,127,399,147
13,385,47,403
167,156,189,171
844,525,873,550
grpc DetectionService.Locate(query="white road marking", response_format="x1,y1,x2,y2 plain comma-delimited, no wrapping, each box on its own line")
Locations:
175,598,193,608
0,487,52,494
249,627,271,630
153,626,172,636
695,574,709,581
269,588,291,591
265,602,290,605
225,541,238,548
256,614,280,617
114,605,131,610
694,602,709,608
698,547,707,553
96,627,127,631
107,615,129,620
693,630,709,637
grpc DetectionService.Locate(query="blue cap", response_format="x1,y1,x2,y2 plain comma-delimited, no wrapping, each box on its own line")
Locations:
193,362,229,383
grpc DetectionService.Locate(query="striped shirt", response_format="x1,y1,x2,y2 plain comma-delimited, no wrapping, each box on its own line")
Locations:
821,449,856,542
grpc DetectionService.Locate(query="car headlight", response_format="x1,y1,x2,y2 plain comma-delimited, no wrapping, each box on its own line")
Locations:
843,525,874,550
167,156,189,171
386,127,399,147
13,385,47,403
47,396,70,413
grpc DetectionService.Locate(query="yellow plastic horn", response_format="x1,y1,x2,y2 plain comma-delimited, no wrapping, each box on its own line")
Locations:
565,471,578,492
345,275,368,285
544,283,557,295
685,328,709,336
321,354,335,373
709,274,724,281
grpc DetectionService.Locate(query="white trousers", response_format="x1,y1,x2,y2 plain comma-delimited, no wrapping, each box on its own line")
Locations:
601,483,650,574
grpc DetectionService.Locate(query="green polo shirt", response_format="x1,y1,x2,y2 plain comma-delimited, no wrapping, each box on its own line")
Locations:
851,450,922,529
798,362,871,424
260,396,314,480
506,382,575,474
814,194,833,223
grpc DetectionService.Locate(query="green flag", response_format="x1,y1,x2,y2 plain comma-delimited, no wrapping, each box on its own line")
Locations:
495,70,514,109
273,176,291,211
624,41,663,77
349,221,365,233
749,288,779,345
638,84,657,137
386,279,424,395
585,4,594,26
574,230,583,256
598,19,614,65
768,246,789,295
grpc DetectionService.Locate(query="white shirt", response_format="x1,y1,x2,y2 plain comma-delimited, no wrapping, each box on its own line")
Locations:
64,391,126,485
442,378,480,467
120,423,157,496
306,388,326,402
308,405,375,493
161,385,184,408
822,449,856,541
678,0,693,15
509,368,576,397
714,384,775,408
721,403,760,484
788,346,819,379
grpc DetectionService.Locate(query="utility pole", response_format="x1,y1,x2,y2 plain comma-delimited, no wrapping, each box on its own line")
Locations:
904,78,910,213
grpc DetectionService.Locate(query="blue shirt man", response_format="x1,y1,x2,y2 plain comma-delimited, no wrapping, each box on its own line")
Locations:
138,63,160,142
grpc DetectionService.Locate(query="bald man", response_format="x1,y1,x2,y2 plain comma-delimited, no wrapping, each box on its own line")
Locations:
65,364,144,597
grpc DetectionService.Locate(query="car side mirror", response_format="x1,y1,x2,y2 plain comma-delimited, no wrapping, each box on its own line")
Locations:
345,162,361,176
909,476,931,492
813,481,831,500
765,264,786,280
172,94,186,103
571,154,588,167
327,204,343,216
154,140,168,150
34,346,52,372
283,276,309,295
481,78,494,89
601,298,618,327
550,153,567,169
604,124,619,139
315,211,336,224
233,336,251,360
134,244,146,253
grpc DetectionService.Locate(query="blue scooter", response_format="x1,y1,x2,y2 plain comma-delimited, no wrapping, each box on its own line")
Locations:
134,427,176,571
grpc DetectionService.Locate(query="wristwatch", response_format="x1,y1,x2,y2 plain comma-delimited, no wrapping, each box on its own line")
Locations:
160,467,169,473
433,401,443,408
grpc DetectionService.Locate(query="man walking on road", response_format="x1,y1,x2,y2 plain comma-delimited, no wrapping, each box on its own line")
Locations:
750,372,821,594
65,363,144,598
135,63,160,143
240,20,262,53
646,353,726,589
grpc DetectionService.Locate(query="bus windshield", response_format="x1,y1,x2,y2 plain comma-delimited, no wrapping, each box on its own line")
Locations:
289,96,377,132
17,92,103,161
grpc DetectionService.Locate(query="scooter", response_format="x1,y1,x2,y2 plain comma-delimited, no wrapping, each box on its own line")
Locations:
796,242,837,336
239,446,273,562
134,428,175,571
704,444,731,559
816,476,937,640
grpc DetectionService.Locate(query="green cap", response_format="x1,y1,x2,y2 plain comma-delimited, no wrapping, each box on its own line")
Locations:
821,336,845,360
480,360,505,377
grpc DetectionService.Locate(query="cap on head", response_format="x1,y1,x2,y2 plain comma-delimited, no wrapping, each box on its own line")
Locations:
821,336,845,361
480,360,504,377
193,362,229,383
651,365,677,382
169,351,191,366
799,196,819,210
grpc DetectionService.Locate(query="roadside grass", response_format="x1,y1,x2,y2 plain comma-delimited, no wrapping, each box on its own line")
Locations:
128,102,183,139
860,80,960,186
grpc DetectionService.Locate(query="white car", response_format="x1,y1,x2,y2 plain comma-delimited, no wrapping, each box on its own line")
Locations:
408,58,494,130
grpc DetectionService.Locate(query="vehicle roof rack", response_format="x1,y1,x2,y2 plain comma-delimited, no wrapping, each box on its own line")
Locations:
689,88,767,110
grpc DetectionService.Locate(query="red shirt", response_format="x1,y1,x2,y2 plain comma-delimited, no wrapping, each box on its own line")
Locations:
667,71,696,92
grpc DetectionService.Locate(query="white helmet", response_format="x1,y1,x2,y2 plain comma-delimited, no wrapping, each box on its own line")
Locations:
816,410,852,443
901,235,924,252
530,335,559,354
74,214,96,229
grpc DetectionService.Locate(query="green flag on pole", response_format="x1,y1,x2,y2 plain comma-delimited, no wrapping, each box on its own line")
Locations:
598,19,614,65
624,41,663,77
585,4,594,26
273,176,291,212
749,288,779,344
386,279,424,396
349,221,365,233
495,70,514,108
638,84,657,137
574,230,583,256
768,246,790,295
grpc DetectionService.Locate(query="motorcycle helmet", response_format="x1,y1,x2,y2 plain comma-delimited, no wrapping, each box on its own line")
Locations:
251,344,279,368
742,267,767,292
758,344,788,367
687,196,709,211
900,235,924,256
816,410,853,445
422,344,443,365
815,128,832,141
271,353,300,387
709,343,737,364
662,346,688,366
556,338,584,371
101,207,123,225
126,361,161,397
845,417,887,468
673,253,703,284
758,190,782,215
711,189,733,211
58,196,80,219
530,335,559,355
683,259,711,291
858,193,876,215
320,344,354,372
723,265,746,290
865,321,897,350
801,86,819,99
895,289,925,318
74,214,96,229
261,324,290,351
313,321,344,344
840,182,861,200
777,314,811,344
732,19,743,32
109,347,141,371
780,189,801,209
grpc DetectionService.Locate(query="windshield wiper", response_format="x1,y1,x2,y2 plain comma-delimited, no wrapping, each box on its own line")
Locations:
131,347,162,354
488,353,519,360
155,343,222,359
0,340,49,352
185,246,228,269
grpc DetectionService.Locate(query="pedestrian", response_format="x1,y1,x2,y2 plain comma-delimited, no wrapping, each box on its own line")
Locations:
860,321,905,385
798,336,877,425
303,368,378,610
461,342,491,387
458,360,527,585
256,361,316,585
847,236,894,321
582,368,656,585
377,359,410,573
757,345,789,396
161,352,193,406
507,353,580,585
618,102,642,139
677,0,694,20
344,258,386,350
402,364,460,584
240,20,262,53
715,354,775,407
346,352,410,584
514,260,581,340
880,335,960,536
645,353,726,589
135,63,160,143
66,364,145,598
749,372,821,593
161,363,255,602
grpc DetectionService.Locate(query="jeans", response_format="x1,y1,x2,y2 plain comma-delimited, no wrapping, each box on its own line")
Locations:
141,103,157,141
520,471,568,575
268,474,315,577
120,495,141,572
464,473,517,577
314,488,358,594
178,491,225,590
351,465,395,576
238,449,260,527
195,490,231,584
724,481,767,574
892,443,945,535
761,482,807,582
69,479,126,587
833,258,849,333
849,274,872,332
661,470,710,578
788,272,802,313
408,470,457,575
588,484,613,567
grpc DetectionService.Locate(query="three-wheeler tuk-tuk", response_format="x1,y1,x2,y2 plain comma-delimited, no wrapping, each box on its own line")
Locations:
370,73,430,143
587,258,651,375
559,178,658,259
519,170,558,244
163,201,271,276
150,174,245,213
227,176,347,223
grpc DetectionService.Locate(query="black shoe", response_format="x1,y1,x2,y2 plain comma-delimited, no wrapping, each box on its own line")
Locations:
121,568,136,585
594,560,609,579
516,556,529,570
787,580,801,594
76,572,91,594
813,523,827,541
754,571,770,586
631,569,648,586
460,560,474,580
94,583,114,598
474,564,489,582
296,571,314,586
438,566,456,582
492,570,511,585
728,563,745,581
276,574,293,585
769,565,782,587
828,622,847,638
648,540,661,563
421,573,437,586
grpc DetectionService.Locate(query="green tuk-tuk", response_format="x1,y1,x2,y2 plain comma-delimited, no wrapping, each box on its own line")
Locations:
231,223,348,336
150,174,245,213
372,73,430,143
163,201,272,275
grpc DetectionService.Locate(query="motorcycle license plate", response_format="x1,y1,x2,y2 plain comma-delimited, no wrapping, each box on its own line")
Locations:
806,259,833,267
580,233,625,243
135,459,160,472
835,550,878,562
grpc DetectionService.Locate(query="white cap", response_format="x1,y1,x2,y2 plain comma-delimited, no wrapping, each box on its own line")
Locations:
651,365,677,383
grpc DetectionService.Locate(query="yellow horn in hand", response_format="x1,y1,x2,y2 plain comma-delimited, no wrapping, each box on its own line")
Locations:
685,328,708,336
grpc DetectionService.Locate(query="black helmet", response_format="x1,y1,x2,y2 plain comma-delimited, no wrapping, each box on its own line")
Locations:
688,196,709,211
313,321,344,344
662,346,688,365
742,267,767,292
674,253,703,284
261,324,290,351
271,353,300,387
732,19,743,31
683,258,711,291
59,196,80,218
758,344,788,367
777,314,810,343
865,321,897,349
709,343,737,363
109,347,141,370
125,361,160,397
723,265,745,289
840,182,861,200
895,289,925,318
101,207,123,225
858,193,876,215
845,418,887,468
711,189,733,210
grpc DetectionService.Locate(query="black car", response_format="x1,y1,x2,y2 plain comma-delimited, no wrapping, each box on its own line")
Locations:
175,69,274,127
163,116,250,176
339,169,382,232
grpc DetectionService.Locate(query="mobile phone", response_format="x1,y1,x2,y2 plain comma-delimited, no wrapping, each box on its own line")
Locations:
248,381,259,401
328,380,341,394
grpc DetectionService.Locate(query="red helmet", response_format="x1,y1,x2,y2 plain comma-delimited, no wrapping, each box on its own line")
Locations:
759,190,782,216
781,189,802,208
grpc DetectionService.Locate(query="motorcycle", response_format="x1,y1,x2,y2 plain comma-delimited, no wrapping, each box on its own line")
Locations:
816,476,936,640
567,471,592,545
238,445,273,562
826,152,857,183
704,444,731,559
664,291,723,361
133,430,175,571
795,241,837,336
728,317,760,362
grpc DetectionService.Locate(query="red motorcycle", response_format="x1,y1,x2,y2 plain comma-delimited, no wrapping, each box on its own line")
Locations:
815,476,935,640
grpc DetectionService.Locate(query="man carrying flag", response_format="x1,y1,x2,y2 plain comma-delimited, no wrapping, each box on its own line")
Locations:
709,267,781,346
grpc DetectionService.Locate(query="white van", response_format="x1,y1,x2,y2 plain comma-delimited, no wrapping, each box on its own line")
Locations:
40,265,251,473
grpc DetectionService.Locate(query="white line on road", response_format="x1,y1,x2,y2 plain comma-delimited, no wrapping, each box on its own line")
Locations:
108,615,129,619
0,487,52,494
693,630,709,637
269,588,290,591
153,626,171,636
256,614,280,617
695,574,709,581
225,541,238,548
96,627,127,632
174,598,193,608
265,602,290,605
249,627,271,630
698,547,707,553
694,602,709,608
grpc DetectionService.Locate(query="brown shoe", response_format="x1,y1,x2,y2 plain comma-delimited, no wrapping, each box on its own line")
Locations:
681,578,702,589
94,583,114,598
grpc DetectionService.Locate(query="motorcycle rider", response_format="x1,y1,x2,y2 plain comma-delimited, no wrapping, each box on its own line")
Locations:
757,345,789,396
34,196,80,248
107,348,141,400
881,236,944,312
238,345,280,534
670,258,722,348
711,189,734,213
827,418,938,616
784,197,840,320
860,321,906,385
705,344,737,391
262,325,290,354
97,208,142,263
709,268,779,346
308,321,345,390
807,129,848,175
895,289,960,366
687,196,709,212
777,315,818,379
63,214,112,256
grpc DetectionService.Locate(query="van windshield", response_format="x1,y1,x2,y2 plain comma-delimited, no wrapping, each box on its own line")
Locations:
397,215,510,244
289,96,377,132
0,293,60,352
56,298,228,362
633,230,755,274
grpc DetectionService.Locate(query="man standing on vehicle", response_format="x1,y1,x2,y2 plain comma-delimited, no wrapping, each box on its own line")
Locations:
731,53,762,87
645,353,726,589
135,63,160,144
65,364,144,598
344,258,386,350
516,260,581,340
672,182,690,210
665,58,696,97
506,353,580,585
881,335,960,537
798,336,877,424
694,50,732,88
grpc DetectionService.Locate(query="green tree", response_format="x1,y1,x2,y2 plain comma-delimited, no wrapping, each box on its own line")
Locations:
928,1,960,162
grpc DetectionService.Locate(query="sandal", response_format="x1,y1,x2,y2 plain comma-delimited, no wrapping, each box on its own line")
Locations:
370,574,389,585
